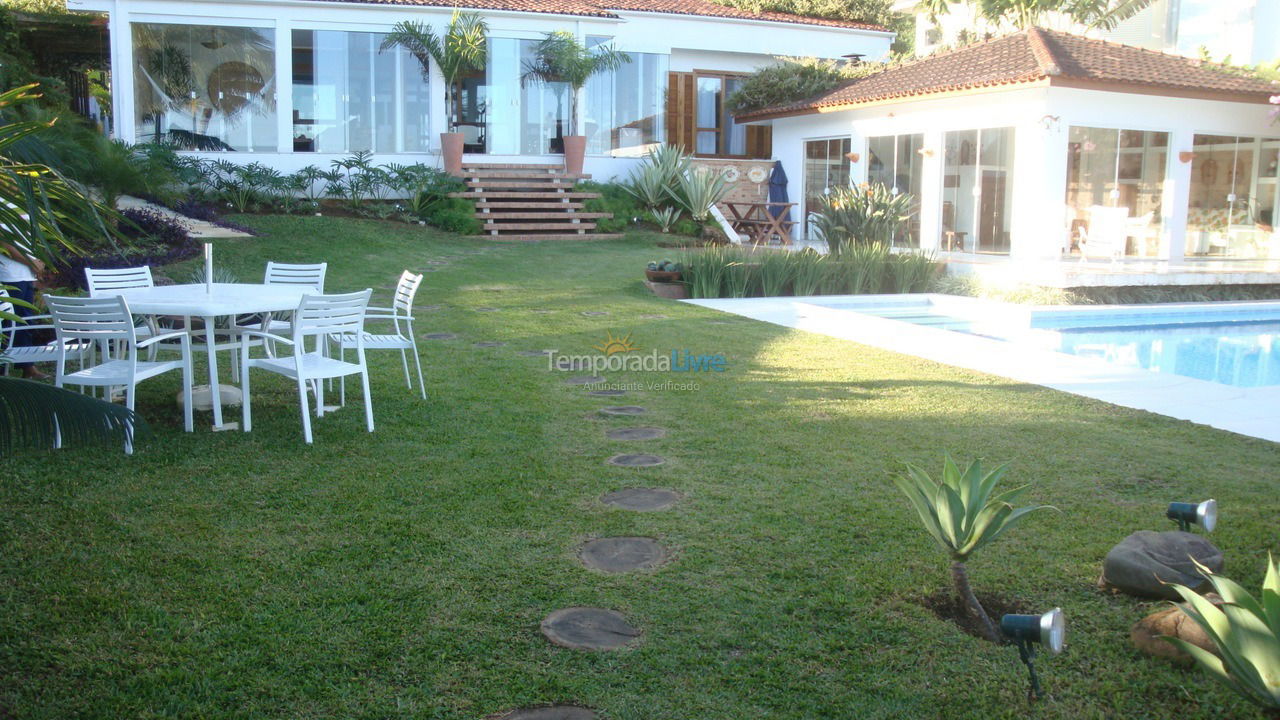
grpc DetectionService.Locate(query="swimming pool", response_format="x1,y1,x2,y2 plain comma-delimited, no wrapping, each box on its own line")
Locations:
835,299,1280,388
685,294,1280,443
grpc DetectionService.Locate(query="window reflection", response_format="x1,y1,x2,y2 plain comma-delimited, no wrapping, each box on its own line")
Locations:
1064,126,1167,258
1187,134,1280,259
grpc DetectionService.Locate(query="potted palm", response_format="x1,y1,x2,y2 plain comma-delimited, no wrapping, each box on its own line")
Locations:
521,32,629,174
380,12,487,176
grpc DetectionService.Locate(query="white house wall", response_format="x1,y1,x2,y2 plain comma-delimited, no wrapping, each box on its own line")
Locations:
769,85,1278,261
70,0,892,180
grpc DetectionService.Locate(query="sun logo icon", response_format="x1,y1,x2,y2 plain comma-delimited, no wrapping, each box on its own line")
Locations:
593,330,638,356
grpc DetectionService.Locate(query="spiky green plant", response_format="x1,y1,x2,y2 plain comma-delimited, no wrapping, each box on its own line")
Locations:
813,183,914,255
650,206,682,233
1165,557,1280,712
894,456,1053,642
521,31,630,133
380,12,488,131
670,167,729,223
0,376,146,454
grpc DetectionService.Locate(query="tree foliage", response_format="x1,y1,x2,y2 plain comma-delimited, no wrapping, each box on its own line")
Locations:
920,0,1156,31
379,12,488,130
713,0,894,25
521,32,630,130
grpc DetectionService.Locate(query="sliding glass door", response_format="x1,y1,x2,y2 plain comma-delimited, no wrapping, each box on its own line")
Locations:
866,133,923,247
1186,134,1280,259
942,127,1015,254
1064,127,1167,257
803,137,851,237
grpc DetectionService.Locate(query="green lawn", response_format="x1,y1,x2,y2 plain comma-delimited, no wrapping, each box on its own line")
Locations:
3,216,1278,719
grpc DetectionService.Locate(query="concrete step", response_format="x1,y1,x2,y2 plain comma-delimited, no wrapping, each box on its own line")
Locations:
486,222,598,231
462,170,590,180
453,191,601,200
461,162,563,171
484,233,624,242
476,201,586,210
479,211,611,220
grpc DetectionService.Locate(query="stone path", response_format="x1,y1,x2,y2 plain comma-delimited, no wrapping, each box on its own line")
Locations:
581,311,609,317
599,406,646,417
516,350,553,357
600,487,681,511
579,537,668,573
587,389,625,397
540,607,641,651
421,332,458,340
474,342,507,348
494,707,595,720
565,375,606,386
118,195,252,239
607,453,665,467
606,427,665,441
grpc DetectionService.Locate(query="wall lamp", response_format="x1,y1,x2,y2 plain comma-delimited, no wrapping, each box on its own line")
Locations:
1179,151,1197,163
1001,608,1065,701
1167,499,1217,533
845,152,860,163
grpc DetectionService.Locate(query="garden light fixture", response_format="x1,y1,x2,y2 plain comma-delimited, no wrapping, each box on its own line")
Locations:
1000,608,1065,700
1167,499,1216,533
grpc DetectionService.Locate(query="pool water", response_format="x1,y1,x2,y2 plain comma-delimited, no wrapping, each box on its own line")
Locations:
849,302,1280,388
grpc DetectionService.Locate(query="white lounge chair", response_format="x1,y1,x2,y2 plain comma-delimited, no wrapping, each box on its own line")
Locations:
1079,206,1130,261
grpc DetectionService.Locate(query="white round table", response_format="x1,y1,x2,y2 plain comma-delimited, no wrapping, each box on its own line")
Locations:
107,283,312,429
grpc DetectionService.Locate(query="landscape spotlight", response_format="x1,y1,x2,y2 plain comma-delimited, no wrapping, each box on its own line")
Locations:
1167,499,1217,533
1000,608,1065,700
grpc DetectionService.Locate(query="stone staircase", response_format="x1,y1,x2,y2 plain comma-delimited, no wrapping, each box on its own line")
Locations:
451,163,621,241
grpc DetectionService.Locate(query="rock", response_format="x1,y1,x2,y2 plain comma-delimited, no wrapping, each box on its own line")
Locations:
540,607,640,651
1131,597,1222,664
600,487,681,511
1100,530,1224,599
607,453,665,467
579,537,669,573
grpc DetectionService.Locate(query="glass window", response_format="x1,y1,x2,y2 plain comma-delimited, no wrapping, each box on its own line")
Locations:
486,37,571,155
1065,126,1167,257
132,23,277,152
695,77,722,155
290,29,431,153
803,137,851,237
584,40,667,157
865,133,924,247
1186,134,1280,259
943,127,1016,254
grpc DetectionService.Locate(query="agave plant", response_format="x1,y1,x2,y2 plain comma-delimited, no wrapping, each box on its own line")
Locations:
670,167,729,223
1165,557,1280,712
894,456,1053,643
812,183,914,256
650,206,682,233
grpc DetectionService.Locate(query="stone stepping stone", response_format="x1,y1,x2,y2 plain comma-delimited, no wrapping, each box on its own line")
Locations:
599,406,646,417
579,537,668,573
517,349,553,357
475,307,500,312
601,487,681,511
607,453,665,467
708,320,735,325
581,311,610,317
587,389,626,397
422,332,458,340
541,607,640,651
494,707,595,720
418,304,443,312
606,426,666,441
565,375,605,386
424,259,449,265
474,341,506,348
531,309,556,314
638,314,668,320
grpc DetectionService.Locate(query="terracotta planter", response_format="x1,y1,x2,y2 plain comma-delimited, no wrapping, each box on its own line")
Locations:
562,135,587,175
644,280,688,300
440,132,464,176
645,269,682,283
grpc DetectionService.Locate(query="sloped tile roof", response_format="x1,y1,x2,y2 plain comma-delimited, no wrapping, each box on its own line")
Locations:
300,0,885,30
737,28,1280,121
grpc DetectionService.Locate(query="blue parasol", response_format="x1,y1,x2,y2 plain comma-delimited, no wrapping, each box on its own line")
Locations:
767,160,791,223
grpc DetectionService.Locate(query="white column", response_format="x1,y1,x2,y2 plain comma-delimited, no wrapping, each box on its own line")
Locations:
428,38,447,153
1011,116,1069,260
274,20,292,154
110,0,135,143
1163,129,1194,262
918,129,944,252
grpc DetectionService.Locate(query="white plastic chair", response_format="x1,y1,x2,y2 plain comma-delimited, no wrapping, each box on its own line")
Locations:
84,266,155,295
239,289,373,444
1079,206,1130,261
0,289,92,374
45,294,193,453
332,271,426,400
238,262,328,352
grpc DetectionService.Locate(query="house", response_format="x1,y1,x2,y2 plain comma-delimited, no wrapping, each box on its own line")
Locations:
738,28,1280,274
66,0,893,182
902,0,1280,65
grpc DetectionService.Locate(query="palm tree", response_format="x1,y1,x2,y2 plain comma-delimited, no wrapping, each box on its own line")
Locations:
379,12,488,132
1,83,139,452
921,0,1155,32
520,32,630,137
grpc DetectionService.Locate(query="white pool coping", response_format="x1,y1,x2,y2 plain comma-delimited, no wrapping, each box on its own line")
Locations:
684,294,1280,444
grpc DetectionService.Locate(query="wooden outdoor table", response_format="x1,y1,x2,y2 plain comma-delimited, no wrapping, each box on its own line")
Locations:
724,201,797,245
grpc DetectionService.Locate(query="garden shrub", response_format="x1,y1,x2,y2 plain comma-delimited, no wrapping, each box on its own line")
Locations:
54,207,197,289
424,198,482,235
681,244,938,299
579,180,641,233
725,56,883,115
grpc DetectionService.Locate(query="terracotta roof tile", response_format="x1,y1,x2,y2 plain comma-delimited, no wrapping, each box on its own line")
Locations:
299,0,884,30
738,28,1280,120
